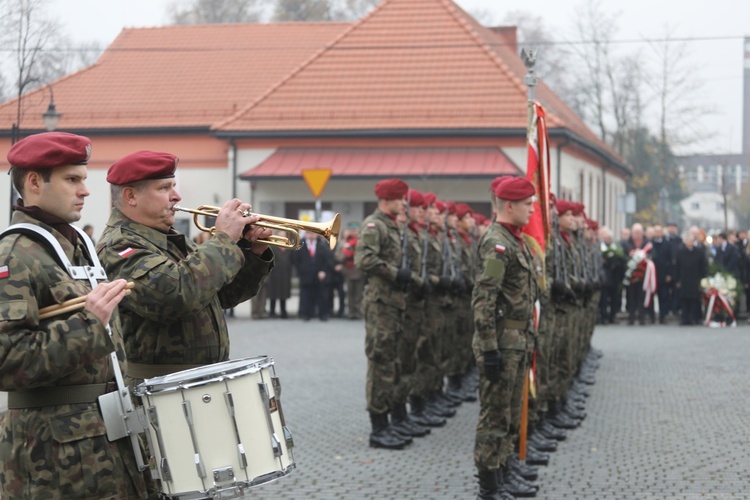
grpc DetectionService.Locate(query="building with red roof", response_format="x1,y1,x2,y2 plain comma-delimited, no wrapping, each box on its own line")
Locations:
0,0,629,236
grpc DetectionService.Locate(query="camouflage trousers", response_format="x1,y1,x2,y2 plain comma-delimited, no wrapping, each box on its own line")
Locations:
364,298,404,414
345,277,365,319
449,294,473,376
412,296,444,398
474,347,528,470
550,303,574,402
0,403,151,499
395,298,425,403
439,305,457,378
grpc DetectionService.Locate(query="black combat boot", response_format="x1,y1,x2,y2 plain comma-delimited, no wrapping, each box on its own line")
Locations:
426,391,457,417
446,374,467,401
500,465,537,497
368,411,408,449
538,419,567,441
525,444,550,466
528,430,558,452
477,469,514,500
508,454,538,480
391,403,430,438
409,396,447,427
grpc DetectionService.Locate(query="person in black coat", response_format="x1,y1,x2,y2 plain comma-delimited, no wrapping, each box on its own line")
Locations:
674,234,708,325
292,230,335,321
665,222,683,314
714,232,741,280
651,225,675,324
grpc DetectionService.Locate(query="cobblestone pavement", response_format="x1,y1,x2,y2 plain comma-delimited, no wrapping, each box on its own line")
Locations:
2,315,749,499
225,317,750,500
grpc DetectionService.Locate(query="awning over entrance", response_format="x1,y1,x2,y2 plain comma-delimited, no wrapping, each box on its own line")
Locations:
239,147,521,180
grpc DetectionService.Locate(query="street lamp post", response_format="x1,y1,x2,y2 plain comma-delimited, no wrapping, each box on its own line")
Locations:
9,85,62,223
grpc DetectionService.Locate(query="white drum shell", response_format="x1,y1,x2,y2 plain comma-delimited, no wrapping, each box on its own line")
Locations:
136,356,294,497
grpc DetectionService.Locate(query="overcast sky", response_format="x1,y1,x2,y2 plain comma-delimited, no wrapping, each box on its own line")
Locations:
48,0,749,155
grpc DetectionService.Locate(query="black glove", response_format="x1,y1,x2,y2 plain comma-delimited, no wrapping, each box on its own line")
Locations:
438,275,453,291
482,350,503,383
396,268,412,285
452,276,467,293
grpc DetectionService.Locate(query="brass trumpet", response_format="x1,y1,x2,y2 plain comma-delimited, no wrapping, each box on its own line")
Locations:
174,205,341,250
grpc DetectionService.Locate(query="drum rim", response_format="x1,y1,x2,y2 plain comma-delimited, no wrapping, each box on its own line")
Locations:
134,356,274,396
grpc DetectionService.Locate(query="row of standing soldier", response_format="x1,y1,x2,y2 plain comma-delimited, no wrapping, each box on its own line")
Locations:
355,177,603,499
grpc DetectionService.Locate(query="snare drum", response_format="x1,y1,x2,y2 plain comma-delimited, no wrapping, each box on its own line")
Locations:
135,356,295,498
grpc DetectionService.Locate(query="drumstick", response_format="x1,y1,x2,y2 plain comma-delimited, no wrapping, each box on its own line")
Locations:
38,282,135,320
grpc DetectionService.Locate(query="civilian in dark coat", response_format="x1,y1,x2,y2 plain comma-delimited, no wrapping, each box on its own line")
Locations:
674,234,708,325
267,243,293,318
292,231,335,321
714,232,741,280
651,226,675,323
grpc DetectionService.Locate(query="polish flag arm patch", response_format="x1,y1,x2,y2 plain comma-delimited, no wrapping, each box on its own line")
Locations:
366,223,376,228
0,265,8,279
495,244,506,254
118,247,136,258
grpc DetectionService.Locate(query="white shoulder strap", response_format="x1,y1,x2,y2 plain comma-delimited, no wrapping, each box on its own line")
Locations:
0,223,107,287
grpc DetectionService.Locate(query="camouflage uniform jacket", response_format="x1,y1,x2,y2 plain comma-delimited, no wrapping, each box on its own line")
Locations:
455,230,475,291
355,209,406,310
0,211,146,498
406,224,425,300
472,221,539,353
96,208,273,367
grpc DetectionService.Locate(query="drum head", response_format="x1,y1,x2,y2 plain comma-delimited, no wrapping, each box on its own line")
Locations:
136,356,272,396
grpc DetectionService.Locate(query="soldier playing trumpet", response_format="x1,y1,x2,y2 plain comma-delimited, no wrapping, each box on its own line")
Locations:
96,150,275,382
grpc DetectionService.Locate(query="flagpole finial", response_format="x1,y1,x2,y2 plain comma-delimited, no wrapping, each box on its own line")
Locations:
521,47,539,102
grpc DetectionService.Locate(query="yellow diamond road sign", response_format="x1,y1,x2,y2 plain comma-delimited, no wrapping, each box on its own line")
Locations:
302,169,332,199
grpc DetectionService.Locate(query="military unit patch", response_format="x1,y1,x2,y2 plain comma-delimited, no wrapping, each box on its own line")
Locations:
118,247,135,258
0,265,8,279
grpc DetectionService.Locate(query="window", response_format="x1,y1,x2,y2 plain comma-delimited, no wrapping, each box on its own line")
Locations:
717,202,724,211
691,202,700,210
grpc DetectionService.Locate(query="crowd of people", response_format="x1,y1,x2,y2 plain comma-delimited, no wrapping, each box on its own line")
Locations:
599,222,749,327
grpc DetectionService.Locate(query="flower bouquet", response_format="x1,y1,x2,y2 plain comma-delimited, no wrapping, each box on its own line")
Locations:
700,272,737,327
621,243,656,306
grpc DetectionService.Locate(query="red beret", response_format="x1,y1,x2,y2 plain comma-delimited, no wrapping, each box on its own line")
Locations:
8,132,91,170
455,203,473,220
447,201,456,214
571,203,585,216
587,218,599,230
549,192,557,203
474,213,486,225
374,178,408,200
490,176,509,193
555,199,574,215
423,192,436,206
107,150,178,185
493,177,535,200
435,200,447,213
408,189,425,208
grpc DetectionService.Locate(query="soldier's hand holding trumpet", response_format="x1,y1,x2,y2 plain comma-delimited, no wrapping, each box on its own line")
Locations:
212,199,273,255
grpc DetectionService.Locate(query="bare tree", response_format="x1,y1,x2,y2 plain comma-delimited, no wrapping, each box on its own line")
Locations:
1,0,63,129
168,0,264,24
271,0,333,21
331,0,378,20
645,27,714,152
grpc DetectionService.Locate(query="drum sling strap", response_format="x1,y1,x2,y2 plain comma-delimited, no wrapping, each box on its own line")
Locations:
0,223,113,409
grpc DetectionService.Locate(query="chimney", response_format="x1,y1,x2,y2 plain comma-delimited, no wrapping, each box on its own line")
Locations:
488,26,518,54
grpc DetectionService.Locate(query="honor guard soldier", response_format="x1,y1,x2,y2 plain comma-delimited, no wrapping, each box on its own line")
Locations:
355,178,413,449
473,177,540,499
0,133,150,498
97,151,274,381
